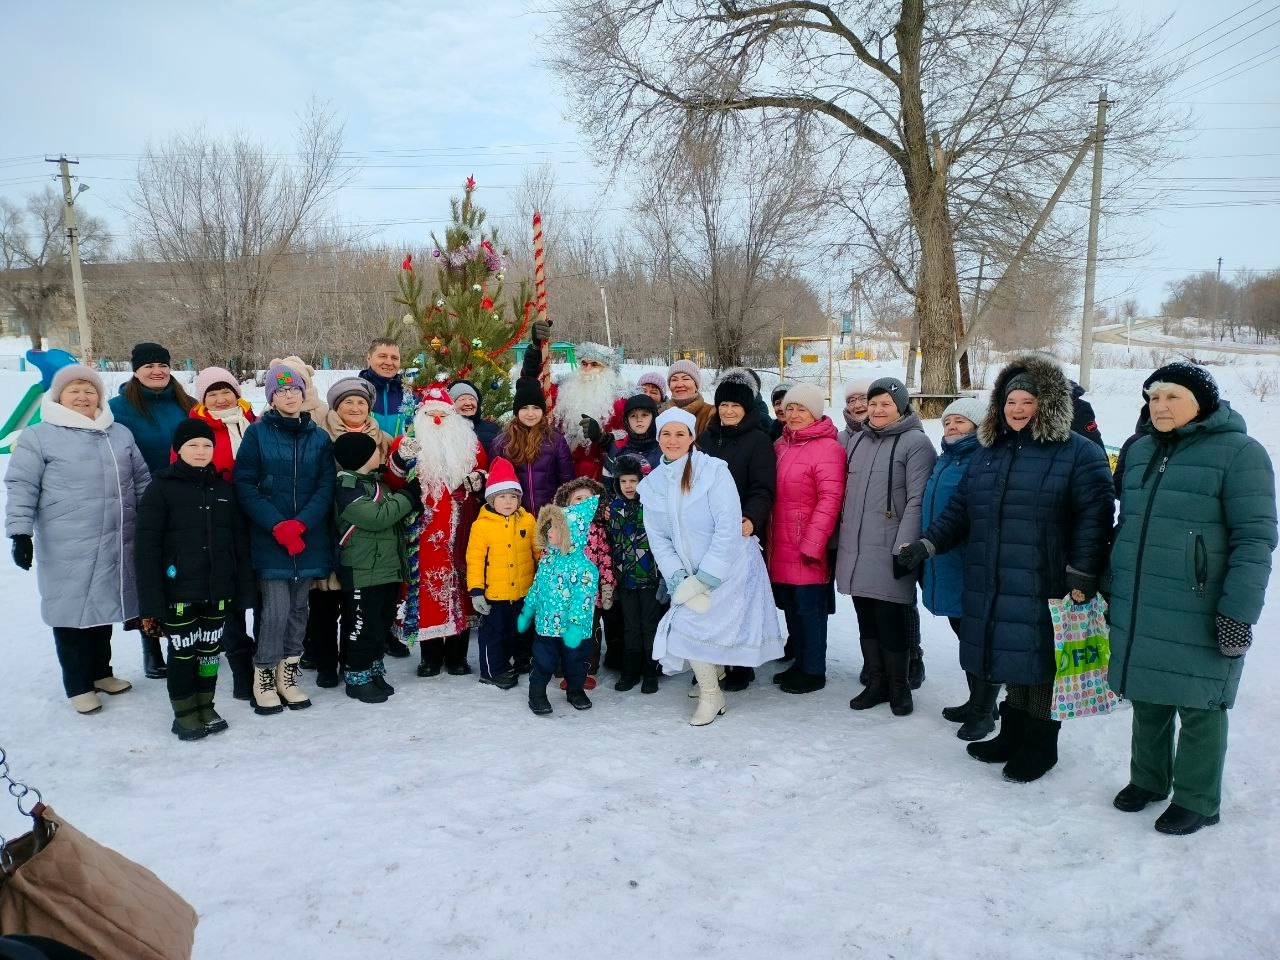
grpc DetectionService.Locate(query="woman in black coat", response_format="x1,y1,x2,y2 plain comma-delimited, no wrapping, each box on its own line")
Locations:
696,376,777,690
897,354,1114,783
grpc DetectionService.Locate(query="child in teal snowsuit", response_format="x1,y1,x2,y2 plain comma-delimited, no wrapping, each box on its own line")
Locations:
519,495,600,716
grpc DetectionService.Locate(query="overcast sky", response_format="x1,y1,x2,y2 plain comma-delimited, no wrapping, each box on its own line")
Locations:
2,0,1278,319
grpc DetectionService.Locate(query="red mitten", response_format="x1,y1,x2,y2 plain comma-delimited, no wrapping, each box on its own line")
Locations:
283,534,306,557
273,520,306,546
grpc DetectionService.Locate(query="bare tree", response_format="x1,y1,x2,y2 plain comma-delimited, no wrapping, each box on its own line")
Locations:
548,0,1182,404
128,99,351,370
0,187,111,349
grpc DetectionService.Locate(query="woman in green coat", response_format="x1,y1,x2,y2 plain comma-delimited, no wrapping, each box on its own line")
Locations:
1108,363,1277,835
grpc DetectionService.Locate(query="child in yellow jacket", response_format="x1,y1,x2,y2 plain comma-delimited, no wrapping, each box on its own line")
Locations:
466,457,538,689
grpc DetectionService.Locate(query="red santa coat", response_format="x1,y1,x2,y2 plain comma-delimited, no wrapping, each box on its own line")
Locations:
563,396,626,481
387,434,488,640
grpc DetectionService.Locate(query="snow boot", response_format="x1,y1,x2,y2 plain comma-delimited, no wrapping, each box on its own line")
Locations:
1154,803,1219,835
967,702,1024,763
274,657,312,710
195,691,228,735
528,684,553,716
371,659,395,696
722,666,755,692
957,680,1002,741
689,666,725,697
384,634,411,659
566,688,593,710
615,653,643,692
170,695,209,741
142,634,167,679
345,667,390,704
1113,783,1168,813
942,673,976,723
849,636,888,711
94,676,132,696
70,691,103,715
883,647,914,716
417,640,443,677
1002,716,1061,783
227,651,254,701
689,660,726,726
780,671,826,695
444,632,472,675
252,667,284,716
772,661,803,686
480,670,519,691
641,660,660,695
908,646,925,690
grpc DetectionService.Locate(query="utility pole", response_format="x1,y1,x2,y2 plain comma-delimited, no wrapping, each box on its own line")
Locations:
1077,89,1111,391
1211,256,1223,338
599,287,612,348
47,156,92,361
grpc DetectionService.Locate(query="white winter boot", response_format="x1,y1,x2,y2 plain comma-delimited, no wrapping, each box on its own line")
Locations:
275,657,312,710
253,667,283,715
688,665,726,697
689,660,726,726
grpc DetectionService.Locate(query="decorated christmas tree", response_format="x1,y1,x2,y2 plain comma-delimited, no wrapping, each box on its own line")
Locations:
392,176,532,421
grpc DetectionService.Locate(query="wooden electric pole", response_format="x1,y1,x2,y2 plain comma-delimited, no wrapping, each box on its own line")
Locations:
1077,90,1111,391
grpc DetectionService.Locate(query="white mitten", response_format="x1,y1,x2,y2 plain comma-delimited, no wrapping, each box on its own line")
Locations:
672,576,710,607
685,591,712,615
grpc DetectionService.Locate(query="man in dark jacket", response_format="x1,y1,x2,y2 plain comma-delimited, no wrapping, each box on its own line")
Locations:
449,379,500,458
1070,380,1105,448
358,338,405,437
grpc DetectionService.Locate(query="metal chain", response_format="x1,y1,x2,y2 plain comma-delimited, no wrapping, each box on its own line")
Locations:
0,746,44,875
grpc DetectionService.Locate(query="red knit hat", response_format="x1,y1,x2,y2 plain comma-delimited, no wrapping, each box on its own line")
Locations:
485,457,522,501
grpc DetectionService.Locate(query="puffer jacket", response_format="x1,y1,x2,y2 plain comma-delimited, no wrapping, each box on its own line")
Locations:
921,432,980,618
1108,403,1276,709
924,354,1114,685
134,460,254,618
109,380,191,474
767,416,846,585
607,494,660,590
834,412,937,603
697,406,777,541
520,498,599,644
334,469,415,589
358,367,404,436
490,428,575,516
466,504,538,601
232,410,336,580
5,397,151,628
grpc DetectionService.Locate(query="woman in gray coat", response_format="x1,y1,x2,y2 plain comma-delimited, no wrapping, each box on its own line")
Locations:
836,378,936,716
5,364,151,715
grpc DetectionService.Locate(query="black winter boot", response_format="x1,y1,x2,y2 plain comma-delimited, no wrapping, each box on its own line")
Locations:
773,661,803,685
615,653,643,692
957,680,1002,741
1002,716,1061,783
1113,783,1168,813
942,672,976,723
641,660,660,694
1154,803,1220,835
384,634,411,659
781,671,826,695
417,640,443,677
142,634,167,679
528,684,553,716
883,647,914,716
444,632,472,675
722,665,755,692
566,688,593,710
849,636,888,710
967,702,1025,763
908,645,925,690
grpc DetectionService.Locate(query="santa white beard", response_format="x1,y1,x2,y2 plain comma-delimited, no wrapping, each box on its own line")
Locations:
412,407,478,491
555,367,627,447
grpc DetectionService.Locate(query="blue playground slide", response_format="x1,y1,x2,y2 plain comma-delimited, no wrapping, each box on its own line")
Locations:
0,349,79,454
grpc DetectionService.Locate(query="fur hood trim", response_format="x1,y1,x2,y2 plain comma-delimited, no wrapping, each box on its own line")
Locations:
535,505,571,555
979,352,1073,447
553,477,608,522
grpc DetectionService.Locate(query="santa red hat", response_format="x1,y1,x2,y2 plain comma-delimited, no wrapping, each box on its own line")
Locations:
485,457,522,501
417,383,454,414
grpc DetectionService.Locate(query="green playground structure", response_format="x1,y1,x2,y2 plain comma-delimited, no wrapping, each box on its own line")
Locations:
0,383,44,454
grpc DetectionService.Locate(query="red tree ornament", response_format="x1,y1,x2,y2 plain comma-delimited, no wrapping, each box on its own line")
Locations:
401,254,413,271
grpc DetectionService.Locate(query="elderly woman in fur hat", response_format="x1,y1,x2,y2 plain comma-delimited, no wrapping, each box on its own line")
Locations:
896,354,1114,784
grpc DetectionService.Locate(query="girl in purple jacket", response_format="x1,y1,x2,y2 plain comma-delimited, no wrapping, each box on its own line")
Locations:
491,377,574,516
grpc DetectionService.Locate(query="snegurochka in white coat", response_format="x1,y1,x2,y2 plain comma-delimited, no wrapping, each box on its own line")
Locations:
638,408,783,725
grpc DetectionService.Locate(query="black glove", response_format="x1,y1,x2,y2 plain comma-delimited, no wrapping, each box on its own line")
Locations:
10,534,32,570
1065,568,1098,604
1216,614,1252,658
580,415,603,444
531,321,552,347
894,540,931,574
403,476,423,506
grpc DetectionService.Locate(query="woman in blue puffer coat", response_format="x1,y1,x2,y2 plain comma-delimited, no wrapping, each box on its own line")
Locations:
897,353,1114,784
919,397,991,740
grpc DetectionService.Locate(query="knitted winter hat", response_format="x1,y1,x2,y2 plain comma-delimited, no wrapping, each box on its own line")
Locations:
781,383,826,420
844,378,872,400
941,396,986,428
636,371,668,399
484,457,522,500
333,432,378,472
656,407,697,436
667,359,702,389
867,377,910,416
326,376,375,412
193,366,240,403
130,342,170,371
1003,372,1039,400
623,393,658,417
265,363,306,403
1143,362,1220,417
577,342,621,370
50,364,105,407
771,380,793,403
448,380,480,404
172,418,215,453
714,378,755,411
613,454,647,481
512,377,546,413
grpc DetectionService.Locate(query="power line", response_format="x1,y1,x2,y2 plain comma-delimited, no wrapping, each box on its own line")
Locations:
1173,40,1280,97
1172,3,1280,65
1160,0,1270,58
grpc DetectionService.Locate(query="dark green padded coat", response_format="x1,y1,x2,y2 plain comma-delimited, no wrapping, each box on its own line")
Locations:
1108,402,1277,709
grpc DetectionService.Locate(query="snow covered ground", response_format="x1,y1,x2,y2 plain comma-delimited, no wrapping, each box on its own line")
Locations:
0,350,1277,959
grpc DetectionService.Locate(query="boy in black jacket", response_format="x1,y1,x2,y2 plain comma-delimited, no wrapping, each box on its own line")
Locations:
135,420,255,740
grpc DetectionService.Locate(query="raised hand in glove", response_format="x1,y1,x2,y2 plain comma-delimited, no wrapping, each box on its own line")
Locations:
894,540,932,574
1065,567,1098,604
470,593,491,616
463,470,486,494
10,534,32,570
580,415,603,444
531,320,552,346
1216,614,1252,657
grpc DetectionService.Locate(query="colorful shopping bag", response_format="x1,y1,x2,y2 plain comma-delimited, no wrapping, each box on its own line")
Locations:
1047,594,1120,720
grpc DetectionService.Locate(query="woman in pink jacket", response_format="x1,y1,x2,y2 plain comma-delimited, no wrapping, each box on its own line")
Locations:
767,384,848,694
